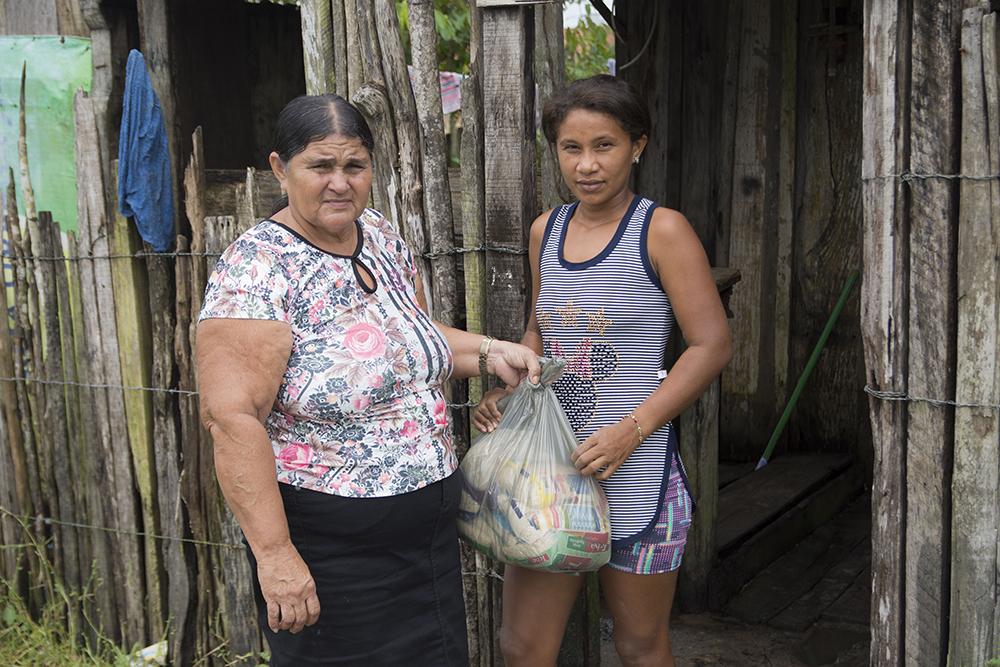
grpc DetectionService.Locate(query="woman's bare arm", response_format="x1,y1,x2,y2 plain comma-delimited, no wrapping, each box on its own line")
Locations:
196,318,320,633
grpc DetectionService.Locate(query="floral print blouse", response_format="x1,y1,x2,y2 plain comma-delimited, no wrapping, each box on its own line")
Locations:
199,209,456,498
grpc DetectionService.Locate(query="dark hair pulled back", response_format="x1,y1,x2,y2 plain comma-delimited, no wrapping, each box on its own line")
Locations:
270,94,375,215
541,75,650,145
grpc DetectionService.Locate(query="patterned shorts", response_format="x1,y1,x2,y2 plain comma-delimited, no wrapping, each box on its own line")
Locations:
607,460,693,575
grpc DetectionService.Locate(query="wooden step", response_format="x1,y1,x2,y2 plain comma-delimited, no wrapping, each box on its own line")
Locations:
726,494,871,628
708,460,863,610
716,453,853,555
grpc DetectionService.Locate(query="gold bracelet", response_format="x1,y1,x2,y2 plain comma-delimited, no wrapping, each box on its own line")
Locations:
478,336,495,377
625,413,644,443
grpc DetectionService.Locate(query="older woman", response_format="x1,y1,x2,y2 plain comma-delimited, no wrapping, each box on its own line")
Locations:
196,94,539,666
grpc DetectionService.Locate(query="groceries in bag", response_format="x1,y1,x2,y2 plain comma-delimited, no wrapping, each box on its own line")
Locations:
458,358,611,572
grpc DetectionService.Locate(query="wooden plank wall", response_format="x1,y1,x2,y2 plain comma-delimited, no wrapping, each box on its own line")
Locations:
169,0,305,171
789,1,869,468
619,0,870,464
11,0,997,663
3,0,58,34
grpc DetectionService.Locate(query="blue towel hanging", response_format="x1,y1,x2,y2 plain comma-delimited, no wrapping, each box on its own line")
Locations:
117,49,174,252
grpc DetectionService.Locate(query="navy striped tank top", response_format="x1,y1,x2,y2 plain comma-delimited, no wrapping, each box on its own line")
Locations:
536,195,679,545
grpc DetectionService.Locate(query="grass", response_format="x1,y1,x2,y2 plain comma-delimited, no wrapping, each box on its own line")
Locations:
0,514,268,666
0,582,129,666
0,579,271,667
0,514,134,666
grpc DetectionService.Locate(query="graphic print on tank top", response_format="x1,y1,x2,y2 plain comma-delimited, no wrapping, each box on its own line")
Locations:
536,195,684,545
546,337,619,433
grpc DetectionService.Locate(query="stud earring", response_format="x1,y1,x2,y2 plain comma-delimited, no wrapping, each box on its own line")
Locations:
632,155,640,164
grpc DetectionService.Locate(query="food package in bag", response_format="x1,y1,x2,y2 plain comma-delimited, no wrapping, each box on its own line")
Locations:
458,358,611,572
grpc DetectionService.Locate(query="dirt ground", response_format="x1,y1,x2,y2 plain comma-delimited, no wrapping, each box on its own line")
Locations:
599,613,869,666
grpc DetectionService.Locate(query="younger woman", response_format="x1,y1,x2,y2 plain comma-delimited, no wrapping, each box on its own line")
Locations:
473,75,732,666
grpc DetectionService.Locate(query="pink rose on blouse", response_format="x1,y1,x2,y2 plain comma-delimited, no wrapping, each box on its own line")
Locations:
401,420,418,439
433,397,448,426
344,322,386,360
277,443,313,470
352,394,371,412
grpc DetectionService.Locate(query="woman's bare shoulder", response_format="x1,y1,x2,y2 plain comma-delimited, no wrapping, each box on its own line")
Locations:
647,206,696,243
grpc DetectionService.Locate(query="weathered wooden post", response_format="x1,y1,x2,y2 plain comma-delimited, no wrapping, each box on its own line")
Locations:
109,160,165,644
74,90,147,646
479,0,536,356
409,0,460,327
905,3,961,665
719,1,785,453
950,7,1000,665
300,0,335,94
478,0,539,662
0,175,31,600
676,269,741,612
861,3,910,665
459,2,490,662
534,1,566,210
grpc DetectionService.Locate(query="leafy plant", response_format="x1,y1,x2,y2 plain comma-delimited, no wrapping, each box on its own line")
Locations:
396,0,472,74
564,2,614,81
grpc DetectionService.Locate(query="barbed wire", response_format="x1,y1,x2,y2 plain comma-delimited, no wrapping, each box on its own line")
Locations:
864,385,1000,410
0,375,199,397
863,171,1000,183
0,244,528,264
0,506,243,550
0,506,508,581
420,244,528,260
0,375,479,409
0,251,223,262
461,568,504,582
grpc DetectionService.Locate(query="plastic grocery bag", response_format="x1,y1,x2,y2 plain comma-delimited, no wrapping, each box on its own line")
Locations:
458,358,612,572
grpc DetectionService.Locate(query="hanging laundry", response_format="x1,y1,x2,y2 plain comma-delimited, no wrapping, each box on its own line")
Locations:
117,49,173,252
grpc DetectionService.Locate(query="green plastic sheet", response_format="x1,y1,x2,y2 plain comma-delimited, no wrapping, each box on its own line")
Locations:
0,36,92,231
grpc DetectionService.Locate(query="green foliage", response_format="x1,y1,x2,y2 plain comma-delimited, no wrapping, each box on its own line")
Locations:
396,0,471,74
0,516,268,667
394,1,616,80
0,582,128,666
564,2,614,81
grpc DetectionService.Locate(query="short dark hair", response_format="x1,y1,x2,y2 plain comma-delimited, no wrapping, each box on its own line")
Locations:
541,75,650,144
272,94,375,163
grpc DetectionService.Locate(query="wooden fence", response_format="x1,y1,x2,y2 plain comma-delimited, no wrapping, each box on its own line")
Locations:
862,4,1000,666
0,101,275,662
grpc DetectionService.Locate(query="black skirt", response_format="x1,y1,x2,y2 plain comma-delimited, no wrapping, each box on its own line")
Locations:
246,472,469,666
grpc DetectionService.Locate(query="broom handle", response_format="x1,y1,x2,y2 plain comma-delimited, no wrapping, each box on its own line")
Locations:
756,269,860,470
